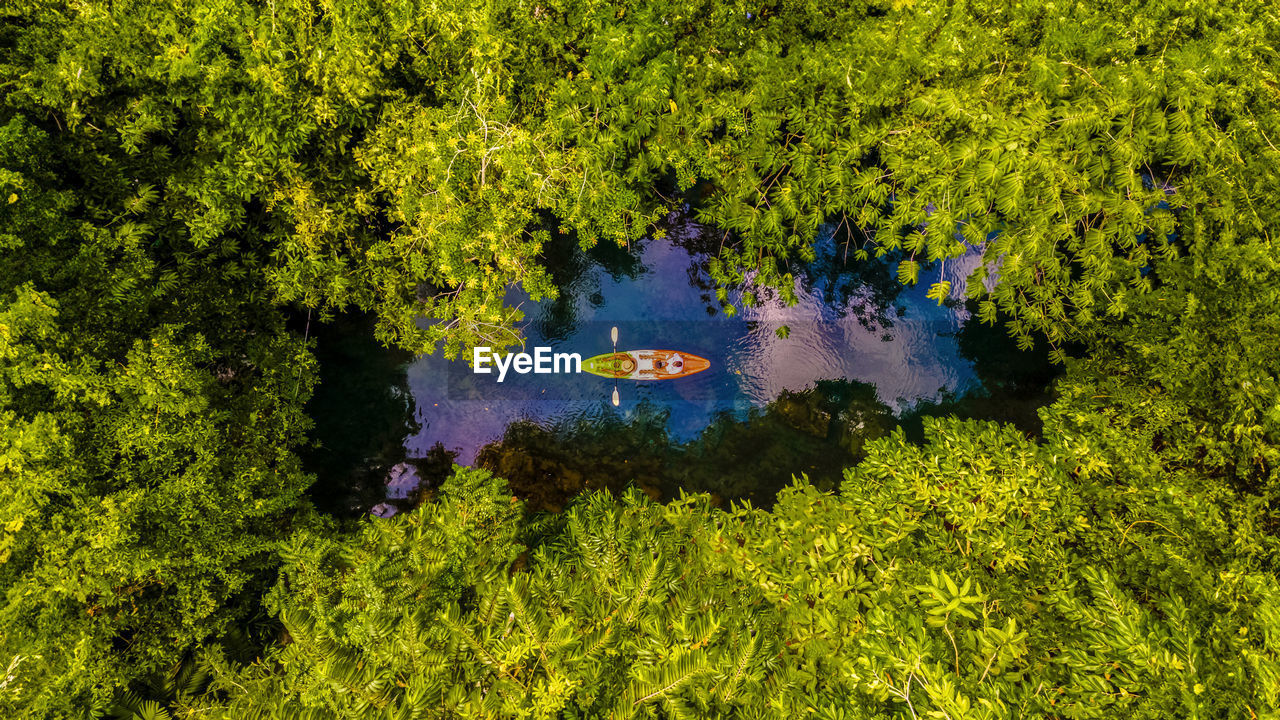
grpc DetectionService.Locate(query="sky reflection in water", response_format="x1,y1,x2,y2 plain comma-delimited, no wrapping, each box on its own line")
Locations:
398,223,989,502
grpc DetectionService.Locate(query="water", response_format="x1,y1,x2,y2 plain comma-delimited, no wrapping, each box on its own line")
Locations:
387,219,1002,508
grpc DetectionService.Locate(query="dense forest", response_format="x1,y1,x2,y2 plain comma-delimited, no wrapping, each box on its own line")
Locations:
2,0,1279,718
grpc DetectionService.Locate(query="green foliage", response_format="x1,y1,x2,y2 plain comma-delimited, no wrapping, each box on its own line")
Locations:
3,1,1280,718
0,46,319,719
7,0,1278,353
198,406,1280,718
197,467,782,719
0,283,316,717
106,652,212,720
1051,248,1280,499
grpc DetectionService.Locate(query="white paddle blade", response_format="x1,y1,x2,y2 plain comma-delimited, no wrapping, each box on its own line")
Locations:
610,327,620,406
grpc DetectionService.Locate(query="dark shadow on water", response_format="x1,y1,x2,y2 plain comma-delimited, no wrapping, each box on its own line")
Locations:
898,304,1069,442
300,313,421,517
533,227,650,342
393,441,461,512
475,379,896,512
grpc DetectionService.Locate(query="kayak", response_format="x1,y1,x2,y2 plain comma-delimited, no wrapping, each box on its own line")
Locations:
583,350,711,380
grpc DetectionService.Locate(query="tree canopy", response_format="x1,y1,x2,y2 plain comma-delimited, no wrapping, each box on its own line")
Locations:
2,0,1280,718
6,0,1278,354
194,398,1280,718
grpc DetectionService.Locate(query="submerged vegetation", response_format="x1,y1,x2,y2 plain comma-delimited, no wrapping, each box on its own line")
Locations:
1,0,1279,718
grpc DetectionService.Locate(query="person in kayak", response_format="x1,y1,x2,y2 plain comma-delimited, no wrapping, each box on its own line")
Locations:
616,353,636,375
666,353,684,374
649,353,684,375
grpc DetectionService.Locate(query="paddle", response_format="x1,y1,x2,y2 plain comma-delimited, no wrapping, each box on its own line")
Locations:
611,326,620,406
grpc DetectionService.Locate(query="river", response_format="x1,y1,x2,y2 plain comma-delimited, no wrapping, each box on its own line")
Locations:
303,217,1056,515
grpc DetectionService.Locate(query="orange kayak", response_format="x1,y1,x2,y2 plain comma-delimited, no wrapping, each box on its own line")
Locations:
583,350,711,380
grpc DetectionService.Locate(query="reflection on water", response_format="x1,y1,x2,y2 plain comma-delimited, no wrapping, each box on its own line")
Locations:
299,313,420,517
474,380,896,512
899,313,1065,442
384,217,1004,510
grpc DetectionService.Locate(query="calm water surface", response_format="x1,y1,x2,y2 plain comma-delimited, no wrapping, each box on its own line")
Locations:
389,221,993,503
